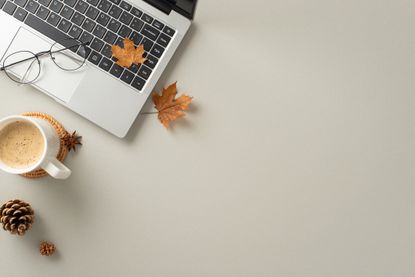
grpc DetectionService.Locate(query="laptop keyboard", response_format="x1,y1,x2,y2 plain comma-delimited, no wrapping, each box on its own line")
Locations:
0,0,176,91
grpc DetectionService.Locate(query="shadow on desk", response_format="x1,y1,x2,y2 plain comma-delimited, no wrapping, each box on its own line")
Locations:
125,23,199,142
20,215,61,261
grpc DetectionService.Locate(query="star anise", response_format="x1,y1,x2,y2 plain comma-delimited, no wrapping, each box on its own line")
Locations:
64,131,82,152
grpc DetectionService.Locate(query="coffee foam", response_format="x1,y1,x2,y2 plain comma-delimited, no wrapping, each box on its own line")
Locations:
0,121,45,169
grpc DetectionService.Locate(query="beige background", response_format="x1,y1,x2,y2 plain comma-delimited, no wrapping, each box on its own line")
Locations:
1,0,415,276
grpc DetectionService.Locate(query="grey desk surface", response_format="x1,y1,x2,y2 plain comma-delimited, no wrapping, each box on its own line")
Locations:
1,0,414,276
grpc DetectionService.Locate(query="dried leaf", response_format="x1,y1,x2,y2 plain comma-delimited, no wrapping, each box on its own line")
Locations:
152,82,192,128
111,38,146,68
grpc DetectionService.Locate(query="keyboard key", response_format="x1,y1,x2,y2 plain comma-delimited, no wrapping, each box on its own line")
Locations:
109,63,123,77
85,6,99,19
75,0,88,13
90,37,104,51
80,31,93,43
103,30,116,44
92,24,106,38
14,7,27,21
101,43,112,58
128,63,139,73
118,25,131,38
137,65,151,80
141,24,159,40
63,0,76,7
36,5,49,19
144,54,157,69
99,57,113,71
107,18,121,32
152,19,164,30
115,36,123,46
108,0,119,4
0,0,5,9
86,0,99,6
47,12,61,26
68,24,82,38
88,51,102,65
3,2,17,15
25,0,39,13
119,11,132,25
81,18,95,32
14,0,27,8
130,7,142,17
108,5,121,18
130,17,143,32
129,31,142,45
50,0,63,13
97,0,110,12
140,37,153,51
119,1,130,11
57,18,72,32
150,43,164,58
120,70,134,84
96,12,109,25
141,13,152,24
156,32,170,47
60,6,74,19
71,12,85,25
131,76,145,90
163,25,175,37
38,0,51,7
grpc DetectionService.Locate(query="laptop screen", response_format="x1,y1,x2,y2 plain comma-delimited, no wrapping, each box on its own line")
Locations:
174,0,198,19
146,0,197,19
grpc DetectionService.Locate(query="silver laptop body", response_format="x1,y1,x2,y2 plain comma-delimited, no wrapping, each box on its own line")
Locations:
0,0,197,137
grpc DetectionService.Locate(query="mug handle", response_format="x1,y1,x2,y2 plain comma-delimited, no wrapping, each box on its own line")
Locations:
42,158,71,179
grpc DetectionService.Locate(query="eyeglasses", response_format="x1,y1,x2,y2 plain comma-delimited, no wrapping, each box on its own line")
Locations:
0,38,89,85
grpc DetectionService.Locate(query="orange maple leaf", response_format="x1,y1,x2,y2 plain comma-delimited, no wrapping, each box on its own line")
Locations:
111,38,146,68
152,82,193,128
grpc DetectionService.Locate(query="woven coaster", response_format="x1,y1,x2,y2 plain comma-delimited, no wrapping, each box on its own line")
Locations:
20,112,68,179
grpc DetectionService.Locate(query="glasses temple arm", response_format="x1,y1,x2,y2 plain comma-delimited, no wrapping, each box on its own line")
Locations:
0,55,39,71
0,41,89,71
49,41,90,55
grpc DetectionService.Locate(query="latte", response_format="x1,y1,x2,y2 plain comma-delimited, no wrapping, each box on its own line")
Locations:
0,121,45,169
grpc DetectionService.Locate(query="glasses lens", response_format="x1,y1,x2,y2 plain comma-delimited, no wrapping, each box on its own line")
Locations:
3,51,40,84
50,39,86,71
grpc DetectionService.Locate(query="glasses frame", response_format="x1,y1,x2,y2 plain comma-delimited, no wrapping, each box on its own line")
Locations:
0,39,89,85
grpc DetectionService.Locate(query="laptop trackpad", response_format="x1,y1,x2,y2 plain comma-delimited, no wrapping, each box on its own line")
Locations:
3,27,87,103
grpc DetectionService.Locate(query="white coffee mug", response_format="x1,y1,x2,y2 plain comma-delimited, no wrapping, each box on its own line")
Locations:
0,116,71,179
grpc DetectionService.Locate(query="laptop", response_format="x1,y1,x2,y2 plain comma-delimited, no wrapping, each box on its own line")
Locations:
0,0,197,137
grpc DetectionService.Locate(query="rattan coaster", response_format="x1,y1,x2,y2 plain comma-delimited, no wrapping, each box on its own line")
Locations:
20,112,68,178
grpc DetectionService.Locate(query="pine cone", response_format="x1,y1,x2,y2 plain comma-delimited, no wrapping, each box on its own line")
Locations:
40,241,56,256
0,199,34,236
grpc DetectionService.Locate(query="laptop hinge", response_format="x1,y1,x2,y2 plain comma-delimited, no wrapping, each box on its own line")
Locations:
143,0,175,15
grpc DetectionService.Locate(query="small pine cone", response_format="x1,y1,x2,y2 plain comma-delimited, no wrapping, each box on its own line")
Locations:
0,199,34,236
40,242,56,256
